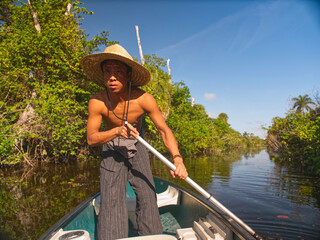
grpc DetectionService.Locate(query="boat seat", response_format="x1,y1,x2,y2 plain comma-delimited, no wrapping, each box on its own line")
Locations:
157,185,180,207
93,185,180,216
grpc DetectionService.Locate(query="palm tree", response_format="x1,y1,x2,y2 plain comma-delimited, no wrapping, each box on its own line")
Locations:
292,94,315,115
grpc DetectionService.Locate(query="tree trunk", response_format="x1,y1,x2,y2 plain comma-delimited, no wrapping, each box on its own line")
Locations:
167,59,171,84
65,3,71,15
28,0,41,34
266,134,282,151
16,92,36,129
135,25,145,65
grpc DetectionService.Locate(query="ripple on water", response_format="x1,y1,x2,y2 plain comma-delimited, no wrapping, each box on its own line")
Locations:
207,150,320,240
248,219,320,240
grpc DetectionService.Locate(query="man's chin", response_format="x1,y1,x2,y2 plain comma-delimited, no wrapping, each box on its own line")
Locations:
108,88,124,94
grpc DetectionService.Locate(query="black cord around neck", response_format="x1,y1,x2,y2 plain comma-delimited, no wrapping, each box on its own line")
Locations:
106,80,132,123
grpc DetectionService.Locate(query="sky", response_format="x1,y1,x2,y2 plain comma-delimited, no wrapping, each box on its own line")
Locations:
81,0,320,138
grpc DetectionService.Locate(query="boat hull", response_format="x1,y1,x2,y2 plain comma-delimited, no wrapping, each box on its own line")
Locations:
39,177,256,240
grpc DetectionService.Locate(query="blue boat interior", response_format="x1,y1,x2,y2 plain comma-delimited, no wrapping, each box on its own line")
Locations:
46,178,252,240
61,178,215,240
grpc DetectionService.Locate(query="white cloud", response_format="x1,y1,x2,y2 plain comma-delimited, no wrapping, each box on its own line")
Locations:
204,93,216,101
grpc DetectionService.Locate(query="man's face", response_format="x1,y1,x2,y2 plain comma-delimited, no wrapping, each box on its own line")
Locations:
102,60,131,93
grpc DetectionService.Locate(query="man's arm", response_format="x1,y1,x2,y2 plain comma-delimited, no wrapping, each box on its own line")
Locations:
87,98,118,146
141,93,188,179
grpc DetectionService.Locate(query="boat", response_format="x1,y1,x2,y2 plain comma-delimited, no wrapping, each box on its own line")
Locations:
39,177,262,240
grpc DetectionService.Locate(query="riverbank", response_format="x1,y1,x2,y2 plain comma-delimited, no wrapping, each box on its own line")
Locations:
266,100,320,176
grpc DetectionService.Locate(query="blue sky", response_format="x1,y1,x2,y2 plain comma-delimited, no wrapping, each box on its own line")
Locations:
81,0,320,138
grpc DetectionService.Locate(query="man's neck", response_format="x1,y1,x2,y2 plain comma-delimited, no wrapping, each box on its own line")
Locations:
107,87,129,103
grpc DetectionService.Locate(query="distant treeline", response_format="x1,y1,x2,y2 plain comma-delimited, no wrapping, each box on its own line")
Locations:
0,1,263,166
266,94,320,176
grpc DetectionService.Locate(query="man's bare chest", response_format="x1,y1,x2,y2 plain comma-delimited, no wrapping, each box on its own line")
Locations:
101,100,144,128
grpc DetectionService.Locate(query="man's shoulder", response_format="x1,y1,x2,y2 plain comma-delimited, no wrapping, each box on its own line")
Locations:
90,90,107,102
132,87,146,99
133,89,157,112
133,88,154,101
88,90,107,111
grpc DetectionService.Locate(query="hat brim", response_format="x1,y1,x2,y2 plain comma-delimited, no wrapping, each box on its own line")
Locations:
81,52,150,87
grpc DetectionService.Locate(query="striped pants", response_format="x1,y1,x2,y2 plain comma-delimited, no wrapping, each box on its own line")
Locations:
98,141,163,240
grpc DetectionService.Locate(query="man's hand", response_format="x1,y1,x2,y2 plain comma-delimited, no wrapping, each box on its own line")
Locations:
170,160,188,179
116,123,139,139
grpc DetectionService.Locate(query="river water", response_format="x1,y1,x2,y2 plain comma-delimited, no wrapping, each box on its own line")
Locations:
0,149,319,240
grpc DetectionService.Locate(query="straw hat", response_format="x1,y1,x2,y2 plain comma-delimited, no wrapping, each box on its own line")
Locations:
81,44,150,87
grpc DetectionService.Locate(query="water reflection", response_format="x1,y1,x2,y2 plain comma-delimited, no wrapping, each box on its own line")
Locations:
0,161,100,240
269,165,319,207
205,150,320,240
0,149,319,240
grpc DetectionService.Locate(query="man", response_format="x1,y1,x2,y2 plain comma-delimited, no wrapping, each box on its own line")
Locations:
81,44,188,240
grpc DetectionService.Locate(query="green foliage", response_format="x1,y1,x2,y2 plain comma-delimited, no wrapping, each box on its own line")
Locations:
171,82,191,106
0,1,263,166
141,55,173,150
0,120,22,165
143,54,173,116
32,81,89,159
0,0,115,165
167,103,215,154
218,112,228,123
0,101,26,165
267,94,320,175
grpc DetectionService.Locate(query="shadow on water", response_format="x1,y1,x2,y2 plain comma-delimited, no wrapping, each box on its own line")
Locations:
1,149,319,240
